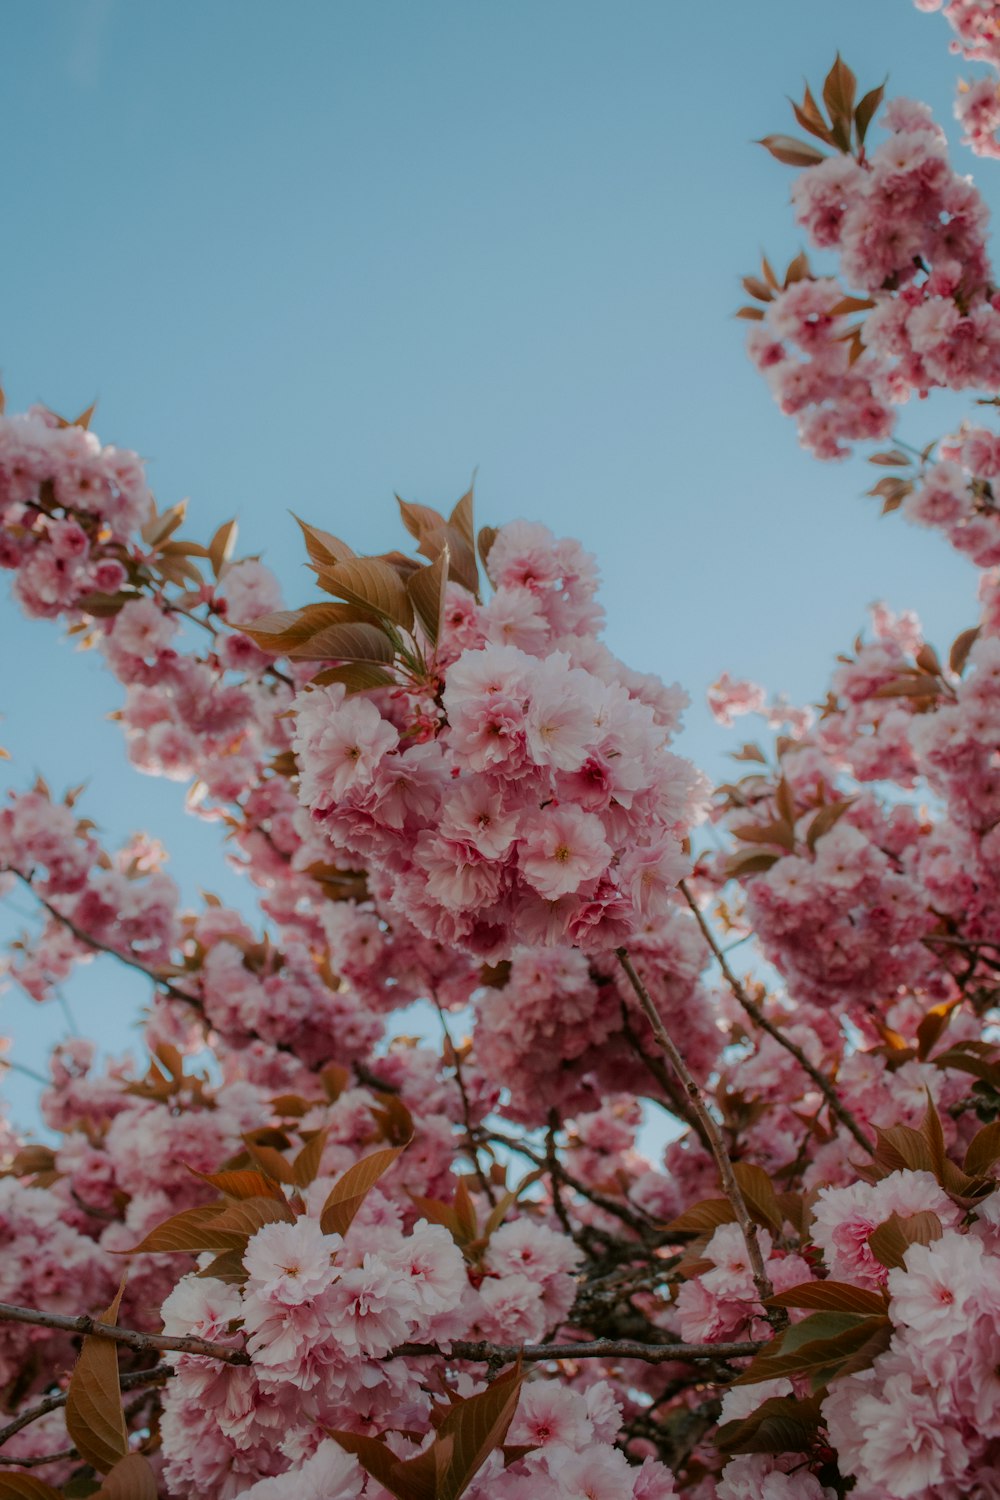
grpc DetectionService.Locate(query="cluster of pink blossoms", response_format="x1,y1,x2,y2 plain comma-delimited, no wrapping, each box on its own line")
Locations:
293,520,705,960
916,0,1000,156
749,92,998,456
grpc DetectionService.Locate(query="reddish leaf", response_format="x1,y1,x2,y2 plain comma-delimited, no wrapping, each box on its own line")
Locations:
717,1391,824,1456
286,620,395,664
209,519,238,580
0,1479,64,1499
964,1119,1000,1176
407,548,450,645
868,1210,943,1270
855,81,886,144
293,1127,329,1188
320,1144,408,1236
190,1167,286,1201
66,1281,129,1474
769,1280,886,1316
317,558,414,630
950,626,980,677
757,134,827,167
664,1198,736,1236
93,1454,159,1499
477,526,498,573
805,799,854,852
293,516,357,568
732,1162,783,1234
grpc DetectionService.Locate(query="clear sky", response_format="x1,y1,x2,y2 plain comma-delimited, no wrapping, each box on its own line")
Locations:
1,0,993,1128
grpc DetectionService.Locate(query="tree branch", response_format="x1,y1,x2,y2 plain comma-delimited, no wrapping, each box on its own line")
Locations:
0,1363,172,1450
0,1302,248,1366
615,947,780,1318
392,1336,762,1366
678,880,875,1156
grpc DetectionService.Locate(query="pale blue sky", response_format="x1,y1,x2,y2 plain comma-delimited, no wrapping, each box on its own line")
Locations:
0,0,992,1126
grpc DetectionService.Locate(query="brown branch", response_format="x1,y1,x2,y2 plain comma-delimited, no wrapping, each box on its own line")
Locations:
618,1004,715,1154
0,1363,172,1450
615,947,780,1319
678,880,875,1155
392,1336,762,1366
478,1128,654,1238
433,996,497,1205
0,1302,248,1366
13,872,204,1013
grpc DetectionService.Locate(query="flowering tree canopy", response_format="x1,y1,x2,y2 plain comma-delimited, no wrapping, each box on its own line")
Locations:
5,12,1000,1499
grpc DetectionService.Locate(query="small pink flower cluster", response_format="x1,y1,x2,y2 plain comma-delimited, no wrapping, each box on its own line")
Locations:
751,95,999,456
293,522,704,960
819,1175,1000,1497
0,406,150,616
916,0,1000,155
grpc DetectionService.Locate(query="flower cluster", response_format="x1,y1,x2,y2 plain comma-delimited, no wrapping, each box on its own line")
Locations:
293,521,704,961
748,75,998,457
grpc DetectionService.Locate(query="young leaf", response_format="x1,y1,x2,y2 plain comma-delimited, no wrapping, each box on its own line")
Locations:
855,80,886,145
756,134,827,168
822,55,857,136
950,626,980,677
65,1281,129,1474
407,548,450,645
293,515,357,568
92,1455,159,1500
964,1119,1000,1176
664,1197,737,1237
731,1162,783,1234
320,1144,408,1236
769,1280,886,1316
293,1127,329,1188
286,621,395,664
868,1210,943,1270
209,519,238,578
317,558,414,630
716,1391,824,1456
0,1479,65,1500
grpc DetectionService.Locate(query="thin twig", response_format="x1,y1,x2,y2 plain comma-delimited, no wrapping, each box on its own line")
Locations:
614,947,779,1318
0,1363,173,1449
0,1302,248,1366
433,996,496,1205
678,880,875,1155
13,873,203,1013
618,1004,714,1154
479,1128,654,1238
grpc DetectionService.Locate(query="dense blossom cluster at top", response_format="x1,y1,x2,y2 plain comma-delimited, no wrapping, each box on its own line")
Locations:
290,522,703,961
915,0,1000,156
5,26,1000,1500
745,60,1000,458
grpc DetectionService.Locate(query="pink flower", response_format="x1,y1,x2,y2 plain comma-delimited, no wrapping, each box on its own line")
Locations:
518,804,612,898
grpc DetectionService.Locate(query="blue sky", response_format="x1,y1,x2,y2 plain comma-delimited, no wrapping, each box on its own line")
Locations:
1,0,994,1127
